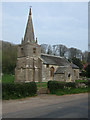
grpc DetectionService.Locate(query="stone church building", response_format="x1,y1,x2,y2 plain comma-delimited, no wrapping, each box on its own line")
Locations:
15,8,79,83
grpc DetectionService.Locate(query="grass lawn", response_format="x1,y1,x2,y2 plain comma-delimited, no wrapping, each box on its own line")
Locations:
2,74,14,83
50,87,90,96
2,74,47,88
36,82,47,89
75,79,88,83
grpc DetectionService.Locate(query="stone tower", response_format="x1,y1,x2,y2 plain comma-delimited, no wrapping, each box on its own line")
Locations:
15,8,42,82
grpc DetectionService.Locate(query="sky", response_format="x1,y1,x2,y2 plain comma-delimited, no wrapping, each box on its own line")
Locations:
88,1,90,52
2,2,88,52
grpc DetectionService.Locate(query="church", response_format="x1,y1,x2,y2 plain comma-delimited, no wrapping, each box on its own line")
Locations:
15,8,79,83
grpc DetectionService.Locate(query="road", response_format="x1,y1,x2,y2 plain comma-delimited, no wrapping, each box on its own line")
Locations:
2,93,88,118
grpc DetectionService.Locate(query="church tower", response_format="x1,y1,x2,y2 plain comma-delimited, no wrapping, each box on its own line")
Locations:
15,8,42,82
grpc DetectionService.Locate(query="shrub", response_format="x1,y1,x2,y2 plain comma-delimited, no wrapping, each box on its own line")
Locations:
75,81,89,88
2,82,37,100
65,82,76,88
47,80,89,93
47,81,66,93
88,81,90,87
85,64,90,78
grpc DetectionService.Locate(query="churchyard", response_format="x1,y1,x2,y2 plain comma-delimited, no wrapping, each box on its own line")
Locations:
2,74,90,100
2,74,47,88
2,74,89,84
1,5,90,101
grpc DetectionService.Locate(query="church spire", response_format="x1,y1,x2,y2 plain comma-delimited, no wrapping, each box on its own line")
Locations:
24,7,35,44
29,7,31,15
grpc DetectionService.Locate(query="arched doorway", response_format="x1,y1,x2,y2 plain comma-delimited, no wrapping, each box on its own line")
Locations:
68,73,72,82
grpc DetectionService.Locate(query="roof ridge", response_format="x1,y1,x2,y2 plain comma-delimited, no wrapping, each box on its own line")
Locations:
41,53,64,59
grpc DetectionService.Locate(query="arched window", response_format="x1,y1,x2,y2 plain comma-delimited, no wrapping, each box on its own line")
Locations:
74,70,76,76
21,47,23,54
68,73,71,77
50,66,55,77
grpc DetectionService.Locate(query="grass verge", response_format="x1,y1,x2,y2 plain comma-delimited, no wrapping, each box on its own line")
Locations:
2,74,14,83
75,79,88,83
50,87,90,96
2,74,47,88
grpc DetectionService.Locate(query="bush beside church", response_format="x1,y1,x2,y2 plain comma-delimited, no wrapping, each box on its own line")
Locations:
2,82,37,100
47,80,89,93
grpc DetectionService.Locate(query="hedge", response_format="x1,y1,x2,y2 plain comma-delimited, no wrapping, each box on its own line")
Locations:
2,82,37,100
47,81,66,93
47,81,90,93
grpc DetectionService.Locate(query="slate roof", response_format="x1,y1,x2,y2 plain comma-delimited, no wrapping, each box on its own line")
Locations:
41,54,70,66
70,63,79,69
55,66,68,74
55,64,79,74
41,54,79,74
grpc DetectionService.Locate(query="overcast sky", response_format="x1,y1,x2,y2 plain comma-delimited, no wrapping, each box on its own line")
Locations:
2,2,88,51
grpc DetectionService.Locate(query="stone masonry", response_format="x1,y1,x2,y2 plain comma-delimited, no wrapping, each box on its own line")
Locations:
15,8,42,82
15,8,79,83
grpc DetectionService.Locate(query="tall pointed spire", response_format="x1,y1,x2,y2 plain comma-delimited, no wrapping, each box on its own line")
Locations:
29,7,31,15
24,7,35,43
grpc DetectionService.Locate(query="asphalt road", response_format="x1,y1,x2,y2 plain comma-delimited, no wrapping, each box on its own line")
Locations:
2,93,88,118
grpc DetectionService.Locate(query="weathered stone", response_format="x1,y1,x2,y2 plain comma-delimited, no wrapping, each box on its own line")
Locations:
15,8,80,83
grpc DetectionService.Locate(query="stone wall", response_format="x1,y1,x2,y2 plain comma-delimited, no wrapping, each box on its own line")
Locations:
15,68,26,82
54,74,65,81
15,42,79,83
17,45,25,57
17,43,41,58
73,69,79,80
65,66,74,82
42,64,59,82
54,66,74,82
23,43,41,58
15,56,42,83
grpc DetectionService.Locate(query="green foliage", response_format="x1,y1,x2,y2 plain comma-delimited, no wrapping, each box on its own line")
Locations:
47,81,66,92
48,80,90,95
75,79,88,83
80,70,87,77
2,74,14,83
72,57,83,70
75,80,90,87
36,82,47,89
2,82,37,100
47,80,89,93
54,87,89,96
85,64,90,78
2,42,17,74
65,82,76,88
